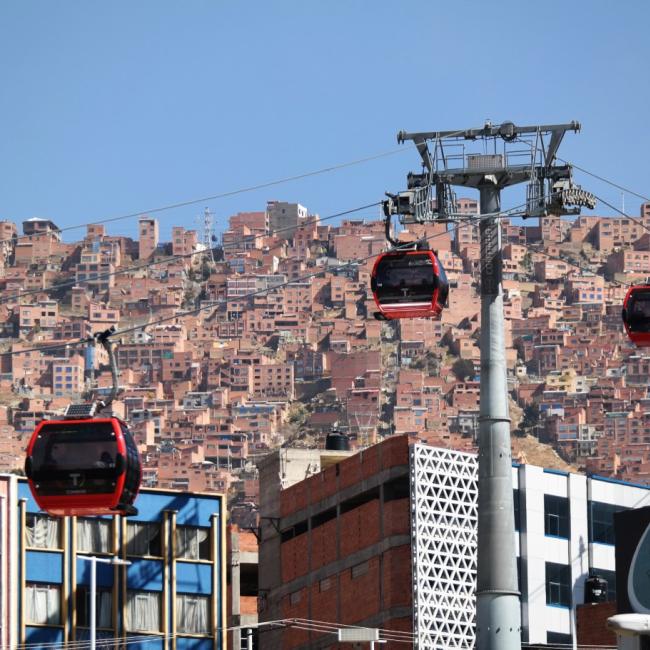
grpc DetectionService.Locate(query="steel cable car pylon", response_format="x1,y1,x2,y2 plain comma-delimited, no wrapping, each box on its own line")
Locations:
388,121,592,650
24,328,142,517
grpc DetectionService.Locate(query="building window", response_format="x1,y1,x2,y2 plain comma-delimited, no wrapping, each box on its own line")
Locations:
544,495,569,538
25,514,61,549
547,632,573,645
289,590,301,605
25,583,61,625
126,522,162,557
589,501,628,545
77,518,112,554
175,526,210,561
126,590,162,632
176,594,210,634
546,562,571,608
351,561,369,579
513,490,521,532
75,586,113,628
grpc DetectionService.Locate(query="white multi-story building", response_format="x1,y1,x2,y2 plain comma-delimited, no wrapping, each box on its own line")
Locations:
410,443,650,647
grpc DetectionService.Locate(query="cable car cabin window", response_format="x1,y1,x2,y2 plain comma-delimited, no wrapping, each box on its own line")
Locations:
25,514,61,549
77,518,112,554
627,294,650,332
375,257,437,304
175,526,211,561
30,421,121,497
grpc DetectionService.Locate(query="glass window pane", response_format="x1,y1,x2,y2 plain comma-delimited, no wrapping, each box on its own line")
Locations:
589,501,629,545
175,527,210,560
77,519,112,554
76,587,113,628
544,495,569,538
25,584,61,625
546,562,571,607
25,514,60,549
176,594,210,634
126,522,162,557
126,591,161,632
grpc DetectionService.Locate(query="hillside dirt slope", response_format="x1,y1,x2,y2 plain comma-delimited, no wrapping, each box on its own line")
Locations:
511,434,577,473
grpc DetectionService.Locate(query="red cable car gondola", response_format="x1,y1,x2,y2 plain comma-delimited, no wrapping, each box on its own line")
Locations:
370,249,449,320
622,285,650,346
24,412,141,517
24,329,141,517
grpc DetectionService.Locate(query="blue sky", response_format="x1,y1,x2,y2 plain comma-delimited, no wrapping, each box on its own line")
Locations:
1,0,649,242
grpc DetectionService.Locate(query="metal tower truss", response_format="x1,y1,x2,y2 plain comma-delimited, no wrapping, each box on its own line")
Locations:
386,120,596,225
410,444,478,650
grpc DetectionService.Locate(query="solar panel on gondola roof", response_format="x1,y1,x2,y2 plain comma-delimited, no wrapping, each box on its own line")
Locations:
64,403,97,419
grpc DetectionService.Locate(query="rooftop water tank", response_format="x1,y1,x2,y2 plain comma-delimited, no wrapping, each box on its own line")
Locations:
585,574,608,604
325,431,350,451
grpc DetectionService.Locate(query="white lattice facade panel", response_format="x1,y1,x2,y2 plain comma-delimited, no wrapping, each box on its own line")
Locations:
410,444,478,650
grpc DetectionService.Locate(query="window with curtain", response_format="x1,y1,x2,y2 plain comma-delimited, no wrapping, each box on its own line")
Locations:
25,514,61,549
176,594,210,635
175,527,210,561
126,522,162,557
25,583,61,625
77,518,112,554
126,590,161,632
75,587,113,628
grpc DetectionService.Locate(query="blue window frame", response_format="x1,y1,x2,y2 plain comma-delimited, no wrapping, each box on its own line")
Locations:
589,501,629,545
546,562,571,607
545,495,569,538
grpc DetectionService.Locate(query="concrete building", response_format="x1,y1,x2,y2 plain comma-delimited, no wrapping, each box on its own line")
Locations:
266,202,307,241
227,525,258,650
257,435,650,649
139,217,159,260
0,476,226,649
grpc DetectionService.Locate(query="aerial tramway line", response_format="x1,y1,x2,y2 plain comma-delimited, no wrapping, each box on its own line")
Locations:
14,141,650,520
24,328,141,517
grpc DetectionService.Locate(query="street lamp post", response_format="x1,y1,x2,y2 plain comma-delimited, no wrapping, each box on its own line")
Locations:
78,555,131,650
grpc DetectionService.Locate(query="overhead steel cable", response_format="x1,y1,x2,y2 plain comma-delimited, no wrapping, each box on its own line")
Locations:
0,216,474,359
0,201,383,305
563,159,650,204
0,147,408,248
4,193,629,361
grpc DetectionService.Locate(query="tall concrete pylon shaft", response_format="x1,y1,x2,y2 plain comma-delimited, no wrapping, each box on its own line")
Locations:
476,180,520,650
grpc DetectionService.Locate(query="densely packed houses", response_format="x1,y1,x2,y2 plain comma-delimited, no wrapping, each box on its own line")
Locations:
1,200,650,521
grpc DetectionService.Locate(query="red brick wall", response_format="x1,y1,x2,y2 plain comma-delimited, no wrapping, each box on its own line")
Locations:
575,602,617,647
275,436,414,649
339,557,381,623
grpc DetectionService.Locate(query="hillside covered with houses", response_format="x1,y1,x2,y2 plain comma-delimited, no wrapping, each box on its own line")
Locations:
1,199,650,522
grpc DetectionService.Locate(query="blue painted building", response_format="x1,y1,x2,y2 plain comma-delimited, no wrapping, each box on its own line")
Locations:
7,476,226,649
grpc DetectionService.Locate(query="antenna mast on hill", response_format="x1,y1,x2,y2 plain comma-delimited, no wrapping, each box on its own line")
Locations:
389,121,595,650
202,207,216,265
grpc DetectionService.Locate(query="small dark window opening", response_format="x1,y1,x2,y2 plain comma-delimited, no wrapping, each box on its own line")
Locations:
340,487,380,515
